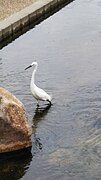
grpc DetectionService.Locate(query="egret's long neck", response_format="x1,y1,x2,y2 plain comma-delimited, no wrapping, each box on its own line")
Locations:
31,65,37,85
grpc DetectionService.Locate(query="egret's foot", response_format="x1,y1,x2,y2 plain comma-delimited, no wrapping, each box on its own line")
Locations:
47,100,52,106
37,103,39,107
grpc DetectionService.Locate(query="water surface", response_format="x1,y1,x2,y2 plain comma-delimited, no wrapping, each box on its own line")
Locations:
0,0,101,179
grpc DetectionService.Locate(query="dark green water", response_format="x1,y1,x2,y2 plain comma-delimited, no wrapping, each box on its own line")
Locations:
0,0,101,179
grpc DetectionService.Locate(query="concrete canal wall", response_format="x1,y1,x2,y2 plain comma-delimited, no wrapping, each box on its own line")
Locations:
0,0,73,48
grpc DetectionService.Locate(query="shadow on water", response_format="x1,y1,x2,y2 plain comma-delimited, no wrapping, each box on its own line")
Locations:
0,58,2,65
33,103,52,125
32,104,52,154
0,150,32,180
0,104,51,179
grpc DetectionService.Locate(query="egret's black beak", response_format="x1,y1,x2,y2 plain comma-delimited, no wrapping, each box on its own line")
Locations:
25,65,32,70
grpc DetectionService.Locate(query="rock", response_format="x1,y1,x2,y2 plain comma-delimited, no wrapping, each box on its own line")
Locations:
0,87,32,153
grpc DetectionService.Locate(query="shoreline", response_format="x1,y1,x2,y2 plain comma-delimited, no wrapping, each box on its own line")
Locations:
0,0,73,49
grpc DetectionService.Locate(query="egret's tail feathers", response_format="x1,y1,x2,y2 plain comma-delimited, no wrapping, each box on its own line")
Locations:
46,94,52,103
48,94,52,102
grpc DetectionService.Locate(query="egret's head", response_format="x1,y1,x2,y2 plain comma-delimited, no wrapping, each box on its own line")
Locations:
25,61,38,70
31,61,38,67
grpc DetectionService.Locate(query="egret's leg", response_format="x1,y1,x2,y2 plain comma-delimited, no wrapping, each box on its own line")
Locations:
47,100,52,105
37,101,39,107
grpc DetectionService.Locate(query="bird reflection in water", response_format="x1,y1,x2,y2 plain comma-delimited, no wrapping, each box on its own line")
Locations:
32,104,52,153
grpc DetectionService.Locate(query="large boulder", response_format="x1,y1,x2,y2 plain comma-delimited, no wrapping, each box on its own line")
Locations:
0,87,32,153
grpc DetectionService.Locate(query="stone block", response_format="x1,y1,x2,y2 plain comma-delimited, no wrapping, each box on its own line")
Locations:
2,25,12,39
0,30,2,42
50,0,58,9
12,20,21,33
36,7,45,20
29,11,37,24
21,15,29,28
44,3,51,14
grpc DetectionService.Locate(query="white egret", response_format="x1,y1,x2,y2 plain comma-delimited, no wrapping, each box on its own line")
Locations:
25,62,52,107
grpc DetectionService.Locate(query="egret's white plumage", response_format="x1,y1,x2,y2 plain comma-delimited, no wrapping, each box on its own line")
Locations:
25,62,52,106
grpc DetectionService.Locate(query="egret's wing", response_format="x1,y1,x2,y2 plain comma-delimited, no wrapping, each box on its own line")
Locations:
34,86,50,101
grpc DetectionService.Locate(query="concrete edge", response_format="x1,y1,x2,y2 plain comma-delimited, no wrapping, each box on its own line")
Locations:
0,0,74,48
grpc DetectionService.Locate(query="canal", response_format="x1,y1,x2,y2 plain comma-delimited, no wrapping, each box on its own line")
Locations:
0,0,101,179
